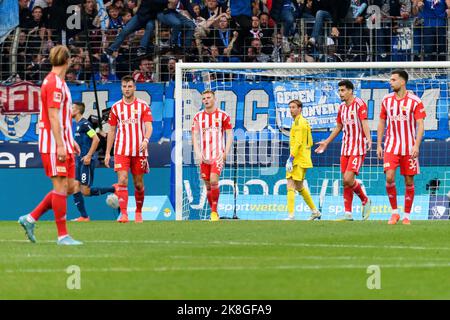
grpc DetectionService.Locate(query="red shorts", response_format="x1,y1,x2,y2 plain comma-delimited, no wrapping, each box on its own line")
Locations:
41,153,75,179
114,154,149,175
383,152,420,176
200,160,224,181
340,155,365,175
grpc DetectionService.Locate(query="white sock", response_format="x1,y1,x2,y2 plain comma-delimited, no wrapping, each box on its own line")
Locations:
26,215,35,224
404,212,410,219
392,209,399,215
345,211,353,218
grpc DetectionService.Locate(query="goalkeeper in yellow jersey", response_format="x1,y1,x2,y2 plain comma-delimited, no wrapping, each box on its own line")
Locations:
285,100,321,221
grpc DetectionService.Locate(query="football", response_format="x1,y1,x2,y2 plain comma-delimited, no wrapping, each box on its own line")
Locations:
106,194,120,209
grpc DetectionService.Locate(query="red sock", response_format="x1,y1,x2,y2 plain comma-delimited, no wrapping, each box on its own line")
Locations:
52,191,68,237
352,181,368,205
405,185,415,214
386,182,398,211
210,183,220,213
135,187,145,213
30,191,53,221
117,184,128,216
206,186,212,208
343,186,354,212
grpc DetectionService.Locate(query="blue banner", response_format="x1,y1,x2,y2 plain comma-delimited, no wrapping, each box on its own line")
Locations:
273,80,361,129
217,195,430,221
1,80,448,143
0,0,19,43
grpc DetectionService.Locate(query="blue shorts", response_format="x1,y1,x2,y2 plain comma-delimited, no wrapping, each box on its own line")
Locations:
75,158,96,187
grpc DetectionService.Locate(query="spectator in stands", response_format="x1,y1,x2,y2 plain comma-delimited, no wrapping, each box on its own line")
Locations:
247,15,265,43
19,0,33,28
31,0,49,9
245,46,258,62
105,0,172,57
23,6,47,55
208,15,241,59
201,0,228,20
229,0,254,50
66,68,84,84
158,0,196,53
319,37,343,62
121,8,134,25
307,0,351,48
71,55,87,81
251,38,270,62
269,0,301,41
26,5,46,30
372,0,411,61
160,56,176,82
271,32,287,62
192,3,202,18
94,62,118,83
127,0,139,14
412,0,450,61
106,5,123,29
132,57,156,82
113,0,125,10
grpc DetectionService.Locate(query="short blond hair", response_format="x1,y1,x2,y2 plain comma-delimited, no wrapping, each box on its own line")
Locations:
49,45,70,67
202,89,215,96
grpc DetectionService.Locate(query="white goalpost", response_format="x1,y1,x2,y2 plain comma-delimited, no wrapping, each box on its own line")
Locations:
174,61,450,221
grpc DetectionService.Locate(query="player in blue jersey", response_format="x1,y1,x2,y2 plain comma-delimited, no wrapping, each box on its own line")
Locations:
71,102,116,221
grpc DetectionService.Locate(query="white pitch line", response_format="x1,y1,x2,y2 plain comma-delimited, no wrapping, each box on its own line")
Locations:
3,262,450,274
2,238,450,251
169,255,450,262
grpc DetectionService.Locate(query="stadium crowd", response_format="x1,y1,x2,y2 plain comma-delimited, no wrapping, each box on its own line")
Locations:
0,0,449,83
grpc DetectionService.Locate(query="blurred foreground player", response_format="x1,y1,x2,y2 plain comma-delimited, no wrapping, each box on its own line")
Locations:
377,69,426,225
18,45,82,245
71,102,116,221
191,90,233,221
105,76,153,223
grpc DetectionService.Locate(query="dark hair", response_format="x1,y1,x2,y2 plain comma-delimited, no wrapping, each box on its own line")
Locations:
32,5,43,12
338,79,354,91
121,8,133,17
391,69,409,83
289,99,302,108
121,75,135,83
73,101,85,115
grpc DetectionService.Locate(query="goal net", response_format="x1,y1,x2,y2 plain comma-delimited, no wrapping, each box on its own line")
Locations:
174,62,450,221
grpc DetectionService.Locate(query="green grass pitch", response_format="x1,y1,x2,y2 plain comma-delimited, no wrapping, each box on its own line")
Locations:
1,220,450,299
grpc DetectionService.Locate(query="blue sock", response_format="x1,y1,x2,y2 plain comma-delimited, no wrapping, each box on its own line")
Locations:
73,192,88,218
90,187,115,196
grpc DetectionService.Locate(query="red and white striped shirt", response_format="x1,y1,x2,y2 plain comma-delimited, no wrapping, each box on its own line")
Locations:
38,72,75,154
336,97,368,156
380,92,426,156
108,98,153,156
191,108,233,162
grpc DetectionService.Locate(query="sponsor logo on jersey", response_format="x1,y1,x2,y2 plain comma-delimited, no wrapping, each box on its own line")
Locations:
118,118,139,125
391,114,409,121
